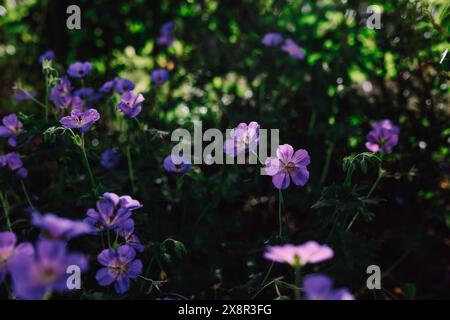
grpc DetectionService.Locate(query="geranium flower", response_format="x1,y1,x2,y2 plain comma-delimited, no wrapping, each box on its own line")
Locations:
365,119,400,153
163,155,192,174
9,239,87,300
156,21,174,47
95,245,143,294
84,193,142,232
0,232,31,284
0,113,24,147
99,78,135,94
303,274,354,300
117,219,144,253
0,152,28,179
32,212,92,241
51,76,73,109
101,149,121,169
151,69,169,85
224,121,260,157
67,61,93,78
39,50,55,64
264,144,310,189
60,108,100,132
261,32,283,47
117,91,144,118
282,38,305,60
264,241,333,266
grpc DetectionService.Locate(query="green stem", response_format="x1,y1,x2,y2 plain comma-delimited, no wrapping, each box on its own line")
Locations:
20,181,34,210
294,264,302,300
126,146,137,193
80,133,97,197
106,229,112,248
0,192,12,232
260,262,274,287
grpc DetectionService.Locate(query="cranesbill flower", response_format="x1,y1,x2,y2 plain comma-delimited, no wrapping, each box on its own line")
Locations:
163,155,192,174
60,109,100,132
262,32,283,47
224,121,260,157
96,245,143,294
157,21,175,47
85,193,142,232
39,50,55,64
32,212,92,241
282,38,305,60
9,239,87,300
264,241,333,266
101,149,121,169
365,119,400,153
117,219,144,253
0,152,27,179
0,113,24,147
151,69,169,85
303,274,354,300
0,231,29,284
67,61,93,78
114,78,135,94
117,91,144,118
264,144,310,189
51,76,72,109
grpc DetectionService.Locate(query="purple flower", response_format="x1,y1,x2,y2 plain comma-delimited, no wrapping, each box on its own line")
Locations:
16,167,28,179
99,80,115,93
224,121,260,157
101,149,121,169
163,155,192,174
85,193,142,232
264,241,334,266
13,90,36,101
100,78,135,94
74,87,95,99
1,152,23,170
160,21,174,35
282,38,305,60
0,114,24,147
0,231,24,284
67,61,93,78
39,50,55,64
261,32,283,47
117,219,144,253
60,108,100,132
9,239,87,300
51,76,73,109
157,21,174,47
303,274,354,300
95,245,143,294
32,212,92,241
264,144,310,189
151,69,169,85
117,91,145,118
365,119,400,153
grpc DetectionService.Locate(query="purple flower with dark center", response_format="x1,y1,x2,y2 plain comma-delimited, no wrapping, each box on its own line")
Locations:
95,245,143,294
13,90,36,101
117,91,144,118
282,38,305,60
84,193,142,232
303,274,354,300
0,231,28,284
60,108,100,132
114,78,135,94
51,76,73,109
9,239,87,300
0,113,24,147
151,69,169,85
262,32,283,47
32,212,93,241
224,121,260,157
39,50,55,64
117,219,144,253
264,241,334,266
264,144,310,189
163,155,192,174
101,149,121,169
67,61,93,78
365,119,400,153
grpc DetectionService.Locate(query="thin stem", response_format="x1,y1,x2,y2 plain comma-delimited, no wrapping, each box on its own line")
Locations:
80,133,98,197
260,262,274,287
20,181,34,210
126,146,137,193
294,264,302,300
0,192,12,232
320,141,334,185
106,229,112,248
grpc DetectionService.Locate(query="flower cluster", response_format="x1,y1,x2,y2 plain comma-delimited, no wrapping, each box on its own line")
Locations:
262,33,305,60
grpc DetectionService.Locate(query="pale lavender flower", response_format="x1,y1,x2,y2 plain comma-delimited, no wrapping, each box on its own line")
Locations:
32,212,93,241
262,32,283,47
224,122,260,157
264,241,334,266
59,109,100,132
282,38,305,60
117,92,144,118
